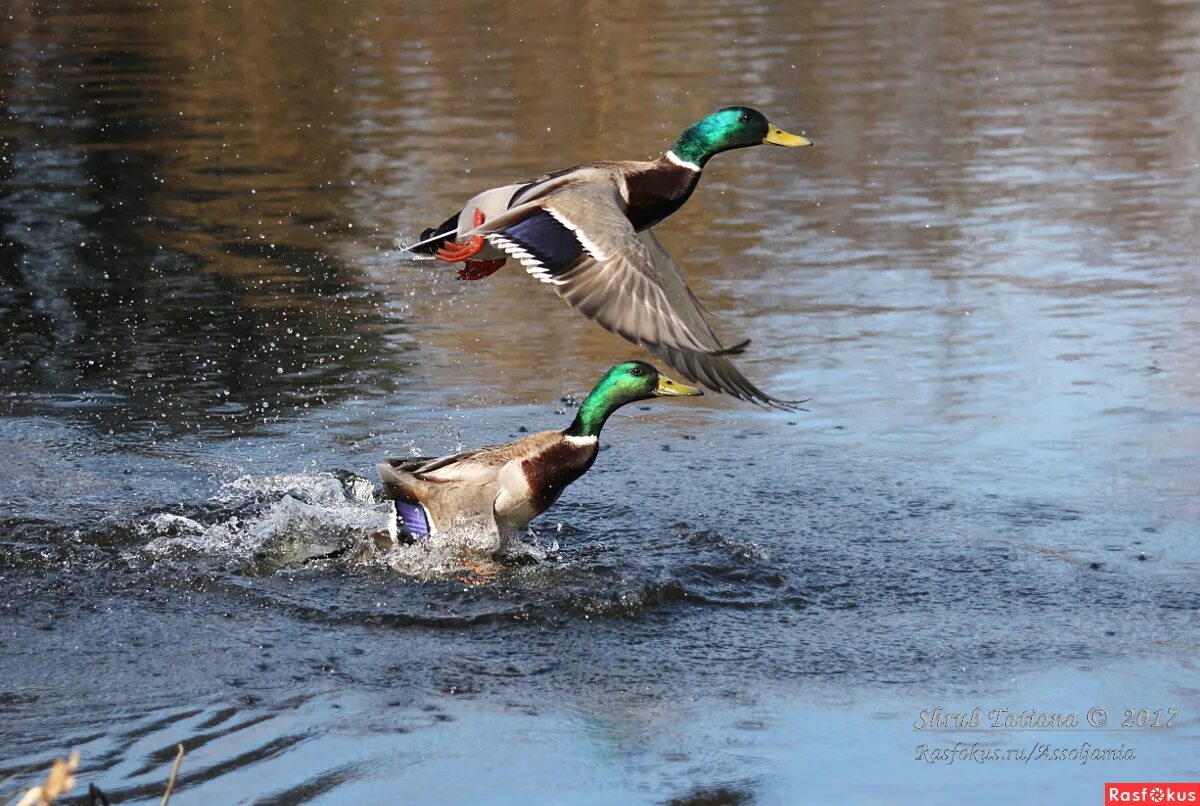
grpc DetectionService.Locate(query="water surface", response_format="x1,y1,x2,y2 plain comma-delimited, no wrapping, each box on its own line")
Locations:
1,0,1198,803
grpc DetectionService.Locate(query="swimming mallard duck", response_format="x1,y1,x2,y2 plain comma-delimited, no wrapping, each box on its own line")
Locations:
377,361,701,553
407,107,812,410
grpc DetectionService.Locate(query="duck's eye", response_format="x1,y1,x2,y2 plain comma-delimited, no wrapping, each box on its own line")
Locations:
739,113,750,123
629,366,645,377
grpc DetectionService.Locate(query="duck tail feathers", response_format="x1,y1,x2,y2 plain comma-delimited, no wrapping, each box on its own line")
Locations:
377,460,422,500
401,212,460,254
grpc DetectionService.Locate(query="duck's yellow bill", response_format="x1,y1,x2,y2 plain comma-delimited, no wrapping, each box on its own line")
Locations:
655,376,703,397
763,124,813,147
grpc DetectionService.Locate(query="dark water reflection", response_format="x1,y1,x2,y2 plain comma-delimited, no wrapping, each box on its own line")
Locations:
1,0,1199,803
0,2,399,435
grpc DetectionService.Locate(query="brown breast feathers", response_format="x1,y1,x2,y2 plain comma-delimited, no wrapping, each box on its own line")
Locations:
622,161,701,231
521,439,599,513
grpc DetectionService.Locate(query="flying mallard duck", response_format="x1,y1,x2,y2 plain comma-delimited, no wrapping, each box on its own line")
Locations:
407,107,812,410
377,361,701,553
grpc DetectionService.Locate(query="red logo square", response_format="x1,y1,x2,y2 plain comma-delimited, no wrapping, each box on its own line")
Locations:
1106,783,1200,804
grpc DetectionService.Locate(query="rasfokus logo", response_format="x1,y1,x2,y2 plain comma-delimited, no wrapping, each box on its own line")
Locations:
1106,783,1200,804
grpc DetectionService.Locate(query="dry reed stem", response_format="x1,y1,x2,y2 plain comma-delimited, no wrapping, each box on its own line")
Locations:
160,744,185,806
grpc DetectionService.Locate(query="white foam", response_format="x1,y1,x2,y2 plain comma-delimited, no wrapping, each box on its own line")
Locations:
139,472,388,564
218,472,372,507
133,471,556,579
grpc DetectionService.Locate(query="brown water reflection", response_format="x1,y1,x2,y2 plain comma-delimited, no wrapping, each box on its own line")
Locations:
5,0,1198,408
1,0,1197,484
0,0,1195,516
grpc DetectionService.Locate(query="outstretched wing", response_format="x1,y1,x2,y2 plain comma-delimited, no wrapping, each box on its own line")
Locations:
469,178,802,408
634,230,806,410
475,176,740,358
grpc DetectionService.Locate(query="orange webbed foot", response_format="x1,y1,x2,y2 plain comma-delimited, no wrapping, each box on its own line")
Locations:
434,208,489,263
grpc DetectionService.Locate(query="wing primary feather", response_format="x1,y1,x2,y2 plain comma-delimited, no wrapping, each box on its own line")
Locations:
711,337,752,357
649,343,808,411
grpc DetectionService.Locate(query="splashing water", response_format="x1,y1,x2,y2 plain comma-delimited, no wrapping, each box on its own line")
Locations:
132,471,556,580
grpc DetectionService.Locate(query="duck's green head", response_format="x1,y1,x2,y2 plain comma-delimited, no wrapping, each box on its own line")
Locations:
669,106,812,168
567,361,702,437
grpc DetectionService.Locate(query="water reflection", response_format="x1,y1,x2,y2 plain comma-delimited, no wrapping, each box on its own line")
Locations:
2,0,1200,802
0,3,397,435
4,0,1198,436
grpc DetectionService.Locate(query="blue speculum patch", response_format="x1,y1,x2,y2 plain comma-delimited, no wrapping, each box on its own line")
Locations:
395,499,431,540
503,211,583,274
